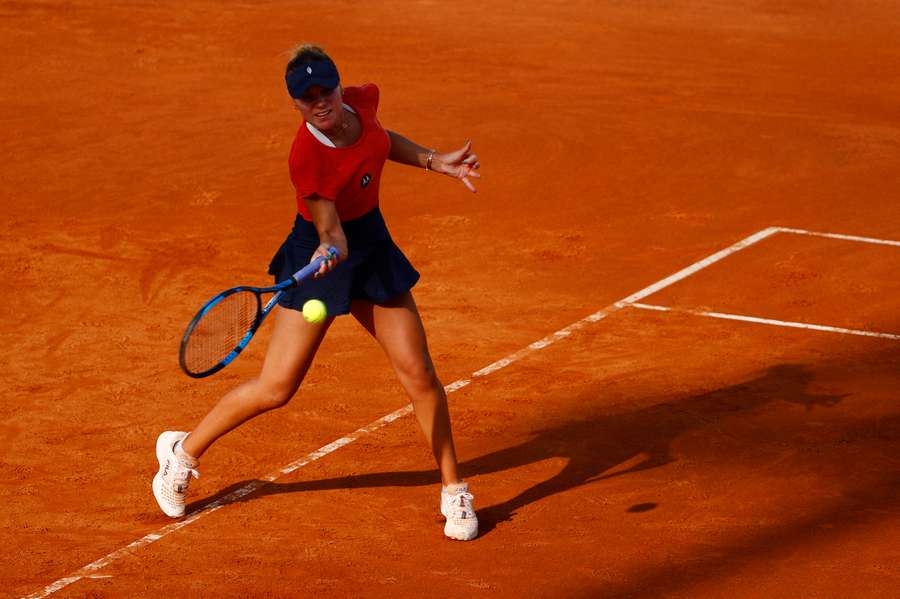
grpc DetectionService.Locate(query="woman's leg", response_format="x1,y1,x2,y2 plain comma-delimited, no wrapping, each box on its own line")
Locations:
181,306,333,458
154,306,332,518
350,292,461,486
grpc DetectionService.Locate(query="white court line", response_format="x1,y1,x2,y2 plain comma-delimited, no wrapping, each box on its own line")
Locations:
615,227,781,306
630,303,900,341
622,226,900,340
19,226,789,599
777,227,900,247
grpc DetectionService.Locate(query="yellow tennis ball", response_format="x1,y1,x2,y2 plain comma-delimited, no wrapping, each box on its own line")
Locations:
302,299,327,324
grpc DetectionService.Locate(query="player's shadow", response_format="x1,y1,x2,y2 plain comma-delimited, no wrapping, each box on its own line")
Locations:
188,363,844,536
464,363,843,533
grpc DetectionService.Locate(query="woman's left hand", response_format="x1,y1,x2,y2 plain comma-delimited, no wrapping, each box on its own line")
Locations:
434,140,481,192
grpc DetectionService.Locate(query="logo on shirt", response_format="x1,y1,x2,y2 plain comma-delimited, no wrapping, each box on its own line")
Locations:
360,173,372,188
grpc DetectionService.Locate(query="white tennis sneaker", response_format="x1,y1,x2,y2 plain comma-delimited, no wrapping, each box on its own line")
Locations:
441,482,478,541
152,431,199,518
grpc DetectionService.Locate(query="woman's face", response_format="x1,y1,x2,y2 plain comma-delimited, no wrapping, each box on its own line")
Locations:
293,85,344,131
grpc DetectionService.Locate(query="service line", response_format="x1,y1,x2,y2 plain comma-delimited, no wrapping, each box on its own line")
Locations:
20,226,786,599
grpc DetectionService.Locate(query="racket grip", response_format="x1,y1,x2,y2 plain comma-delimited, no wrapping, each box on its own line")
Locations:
291,246,340,285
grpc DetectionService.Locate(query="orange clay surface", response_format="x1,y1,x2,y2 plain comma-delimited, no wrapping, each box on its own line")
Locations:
2,1,900,597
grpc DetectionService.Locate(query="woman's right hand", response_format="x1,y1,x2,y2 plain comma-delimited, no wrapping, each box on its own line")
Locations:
311,240,346,278
303,193,348,279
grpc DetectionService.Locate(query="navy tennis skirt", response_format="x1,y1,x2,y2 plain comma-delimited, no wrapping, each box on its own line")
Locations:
267,207,420,316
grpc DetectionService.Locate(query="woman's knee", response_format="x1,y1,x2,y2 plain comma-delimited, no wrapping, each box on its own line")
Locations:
250,377,299,412
394,351,441,395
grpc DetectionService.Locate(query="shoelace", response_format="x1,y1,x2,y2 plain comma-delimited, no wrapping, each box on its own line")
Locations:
172,461,200,493
449,492,475,519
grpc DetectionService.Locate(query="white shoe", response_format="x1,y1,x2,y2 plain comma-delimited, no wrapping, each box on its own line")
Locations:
152,431,199,518
441,482,478,541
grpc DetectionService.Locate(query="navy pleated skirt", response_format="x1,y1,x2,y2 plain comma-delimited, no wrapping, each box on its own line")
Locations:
267,207,420,316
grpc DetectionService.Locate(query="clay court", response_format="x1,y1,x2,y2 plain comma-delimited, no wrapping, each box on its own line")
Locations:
3,1,900,597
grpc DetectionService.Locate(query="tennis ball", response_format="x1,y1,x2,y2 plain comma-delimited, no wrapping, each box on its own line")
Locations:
302,299,327,324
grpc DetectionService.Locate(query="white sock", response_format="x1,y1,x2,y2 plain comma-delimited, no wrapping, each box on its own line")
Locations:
443,481,468,494
174,440,198,465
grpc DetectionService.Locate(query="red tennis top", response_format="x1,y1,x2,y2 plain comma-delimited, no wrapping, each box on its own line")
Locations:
288,84,391,222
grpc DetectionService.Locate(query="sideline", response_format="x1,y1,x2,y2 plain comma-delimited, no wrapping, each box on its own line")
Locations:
629,302,900,341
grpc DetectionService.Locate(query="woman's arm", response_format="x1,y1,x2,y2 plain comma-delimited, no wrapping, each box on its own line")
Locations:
303,194,348,277
387,130,481,192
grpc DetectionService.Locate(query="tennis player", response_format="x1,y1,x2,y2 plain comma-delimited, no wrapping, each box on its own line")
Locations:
152,44,480,541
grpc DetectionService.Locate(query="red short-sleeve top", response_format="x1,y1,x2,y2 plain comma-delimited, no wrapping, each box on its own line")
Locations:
288,84,391,222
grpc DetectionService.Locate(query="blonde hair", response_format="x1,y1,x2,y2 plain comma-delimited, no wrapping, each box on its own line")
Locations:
285,43,333,76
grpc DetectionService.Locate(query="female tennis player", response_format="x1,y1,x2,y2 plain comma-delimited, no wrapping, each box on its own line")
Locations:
152,44,480,540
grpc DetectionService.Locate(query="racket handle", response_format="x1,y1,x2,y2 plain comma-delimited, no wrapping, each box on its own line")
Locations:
291,246,340,285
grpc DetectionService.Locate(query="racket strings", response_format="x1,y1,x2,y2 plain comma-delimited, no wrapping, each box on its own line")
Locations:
182,291,260,374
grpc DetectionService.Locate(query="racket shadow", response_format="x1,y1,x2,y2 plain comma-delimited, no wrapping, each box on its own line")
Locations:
186,363,844,537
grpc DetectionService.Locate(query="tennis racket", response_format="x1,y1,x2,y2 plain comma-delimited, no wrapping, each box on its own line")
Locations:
179,247,339,378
